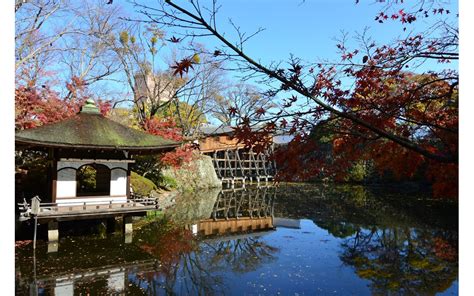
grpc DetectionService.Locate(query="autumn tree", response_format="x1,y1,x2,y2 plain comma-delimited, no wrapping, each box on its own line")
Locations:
16,0,122,97
133,0,458,198
166,52,225,137
211,83,277,126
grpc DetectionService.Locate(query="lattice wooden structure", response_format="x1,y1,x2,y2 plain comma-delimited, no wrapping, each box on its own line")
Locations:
197,126,277,186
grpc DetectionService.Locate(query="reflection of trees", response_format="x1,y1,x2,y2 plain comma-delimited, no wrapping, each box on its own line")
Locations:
340,227,458,295
273,183,458,294
17,186,280,295
316,220,358,239
131,219,278,295
165,188,221,224
200,237,279,274
274,183,458,237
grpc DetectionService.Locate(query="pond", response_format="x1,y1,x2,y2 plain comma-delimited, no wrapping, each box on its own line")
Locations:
15,183,458,295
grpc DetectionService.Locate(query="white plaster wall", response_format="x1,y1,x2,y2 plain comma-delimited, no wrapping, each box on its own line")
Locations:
56,168,77,198
55,160,129,205
110,168,127,196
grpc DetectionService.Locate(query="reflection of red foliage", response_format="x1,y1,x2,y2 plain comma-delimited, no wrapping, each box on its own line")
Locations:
15,240,32,248
433,237,457,262
139,228,195,275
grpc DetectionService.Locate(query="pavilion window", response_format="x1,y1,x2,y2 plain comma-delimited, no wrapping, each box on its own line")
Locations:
76,164,111,196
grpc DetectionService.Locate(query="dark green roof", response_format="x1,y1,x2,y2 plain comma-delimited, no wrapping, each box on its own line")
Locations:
15,100,179,150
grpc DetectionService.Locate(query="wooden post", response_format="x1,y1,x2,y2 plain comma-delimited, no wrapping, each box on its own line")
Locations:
49,148,57,203
213,151,222,178
271,143,277,176
236,149,244,179
124,216,133,234
33,216,38,250
126,166,131,199
31,196,41,249
224,150,229,178
48,220,59,242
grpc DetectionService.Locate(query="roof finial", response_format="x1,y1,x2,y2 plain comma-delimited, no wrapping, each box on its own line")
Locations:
80,99,100,114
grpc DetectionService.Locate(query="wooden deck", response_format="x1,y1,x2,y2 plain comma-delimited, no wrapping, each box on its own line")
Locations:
19,197,158,221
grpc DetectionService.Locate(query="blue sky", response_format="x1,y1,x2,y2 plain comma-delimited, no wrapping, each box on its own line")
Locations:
132,0,458,70
121,0,460,123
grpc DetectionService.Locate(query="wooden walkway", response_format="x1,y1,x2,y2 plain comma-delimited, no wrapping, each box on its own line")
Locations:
18,196,158,221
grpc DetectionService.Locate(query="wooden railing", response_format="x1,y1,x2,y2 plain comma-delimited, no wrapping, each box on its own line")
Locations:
18,195,159,221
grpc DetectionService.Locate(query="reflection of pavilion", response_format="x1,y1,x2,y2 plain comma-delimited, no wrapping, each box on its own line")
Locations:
20,259,160,296
191,186,277,236
17,186,282,295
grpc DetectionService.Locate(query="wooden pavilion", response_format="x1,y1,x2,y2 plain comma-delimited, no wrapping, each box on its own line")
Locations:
16,99,180,241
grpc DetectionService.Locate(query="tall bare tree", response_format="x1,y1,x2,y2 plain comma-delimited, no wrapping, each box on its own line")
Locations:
15,0,124,102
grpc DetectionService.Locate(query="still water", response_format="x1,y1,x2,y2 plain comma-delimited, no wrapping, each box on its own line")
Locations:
15,184,458,295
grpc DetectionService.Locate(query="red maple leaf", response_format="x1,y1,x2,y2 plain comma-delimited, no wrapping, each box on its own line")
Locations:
228,107,238,116
170,58,194,77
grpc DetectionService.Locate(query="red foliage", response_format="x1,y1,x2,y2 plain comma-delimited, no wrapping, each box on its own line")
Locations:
273,135,322,181
232,121,275,154
170,57,195,77
143,117,183,141
15,86,79,130
97,98,112,116
426,162,458,198
16,78,113,130
160,144,195,168
231,61,457,198
142,117,196,168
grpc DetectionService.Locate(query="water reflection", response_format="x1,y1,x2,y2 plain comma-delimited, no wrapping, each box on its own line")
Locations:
167,186,276,235
340,228,457,295
15,184,458,295
274,184,458,295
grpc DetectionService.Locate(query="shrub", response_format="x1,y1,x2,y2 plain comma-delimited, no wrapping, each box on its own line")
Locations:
130,172,157,196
